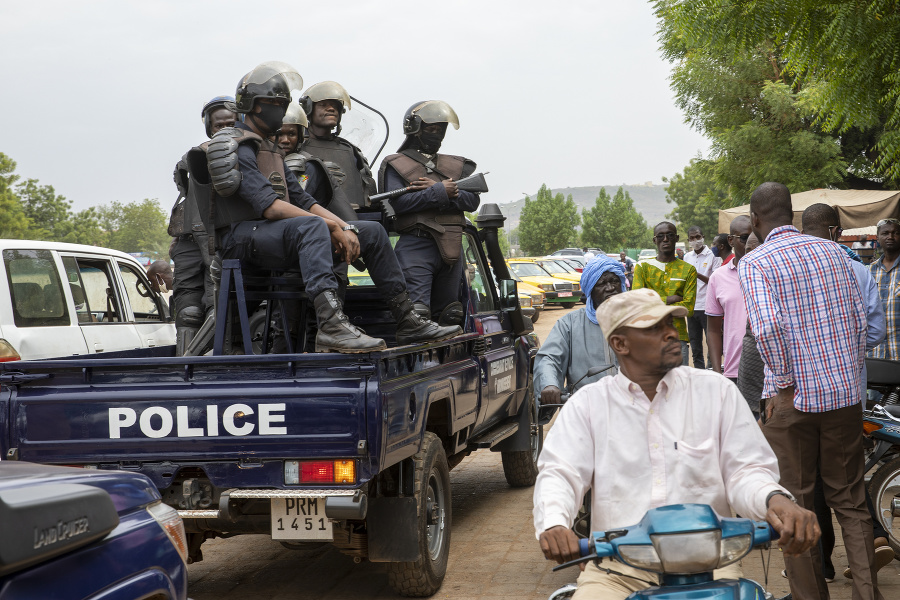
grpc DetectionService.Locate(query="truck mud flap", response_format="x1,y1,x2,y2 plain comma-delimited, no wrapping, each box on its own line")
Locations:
366,497,418,562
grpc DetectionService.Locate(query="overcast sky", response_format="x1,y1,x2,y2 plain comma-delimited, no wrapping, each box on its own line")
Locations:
2,0,708,214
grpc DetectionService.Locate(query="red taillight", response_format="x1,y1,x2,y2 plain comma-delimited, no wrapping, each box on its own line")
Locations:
0,339,20,362
301,461,334,483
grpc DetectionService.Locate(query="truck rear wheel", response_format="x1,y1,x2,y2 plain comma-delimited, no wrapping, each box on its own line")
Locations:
386,432,452,597
501,388,542,487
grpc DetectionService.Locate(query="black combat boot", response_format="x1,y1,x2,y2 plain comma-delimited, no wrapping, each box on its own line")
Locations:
389,291,462,345
314,290,387,353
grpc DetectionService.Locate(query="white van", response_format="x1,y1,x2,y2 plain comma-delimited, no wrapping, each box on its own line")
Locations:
0,240,175,361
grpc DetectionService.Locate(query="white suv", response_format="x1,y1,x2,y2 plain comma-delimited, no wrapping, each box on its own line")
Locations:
0,240,175,361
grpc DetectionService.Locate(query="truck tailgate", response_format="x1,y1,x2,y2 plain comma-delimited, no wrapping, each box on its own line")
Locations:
2,355,373,465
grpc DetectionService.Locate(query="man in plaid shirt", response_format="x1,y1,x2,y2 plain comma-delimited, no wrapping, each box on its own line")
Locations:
738,182,881,600
868,218,900,359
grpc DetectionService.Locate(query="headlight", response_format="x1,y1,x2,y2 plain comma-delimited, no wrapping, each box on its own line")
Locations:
573,284,581,291
618,544,662,571
519,296,532,307
540,284,554,291
719,533,752,567
651,531,722,573
532,293,544,304
147,502,188,563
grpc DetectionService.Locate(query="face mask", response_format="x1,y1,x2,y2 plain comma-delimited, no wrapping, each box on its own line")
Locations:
417,131,444,154
711,246,720,257
254,103,287,134
690,238,705,251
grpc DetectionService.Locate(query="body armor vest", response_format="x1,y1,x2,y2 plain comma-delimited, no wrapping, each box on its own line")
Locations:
301,135,376,209
379,151,476,265
284,151,358,224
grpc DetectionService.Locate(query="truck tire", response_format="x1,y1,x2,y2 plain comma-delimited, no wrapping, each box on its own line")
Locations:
386,432,452,597
867,455,900,556
501,388,542,487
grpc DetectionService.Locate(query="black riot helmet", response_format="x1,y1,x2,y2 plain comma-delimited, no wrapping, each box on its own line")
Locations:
399,100,460,152
201,95,236,138
234,61,303,114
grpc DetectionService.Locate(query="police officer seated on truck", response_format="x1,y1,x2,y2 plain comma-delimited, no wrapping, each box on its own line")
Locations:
169,95,236,355
378,101,481,326
299,81,378,213
205,62,460,353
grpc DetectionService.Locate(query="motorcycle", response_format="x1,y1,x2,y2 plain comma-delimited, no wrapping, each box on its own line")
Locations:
549,503,782,600
863,358,900,555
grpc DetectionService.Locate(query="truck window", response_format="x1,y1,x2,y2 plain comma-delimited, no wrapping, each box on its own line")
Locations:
462,235,495,313
117,262,163,322
3,249,70,327
61,256,123,323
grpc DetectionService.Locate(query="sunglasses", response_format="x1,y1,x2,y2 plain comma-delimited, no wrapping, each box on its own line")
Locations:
653,233,677,241
877,218,900,228
728,233,751,244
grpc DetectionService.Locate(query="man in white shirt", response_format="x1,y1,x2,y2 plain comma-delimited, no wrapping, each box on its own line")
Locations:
534,288,819,600
683,225,722,368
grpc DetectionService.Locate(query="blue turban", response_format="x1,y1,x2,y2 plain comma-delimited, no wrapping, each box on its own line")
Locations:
582,256,627,325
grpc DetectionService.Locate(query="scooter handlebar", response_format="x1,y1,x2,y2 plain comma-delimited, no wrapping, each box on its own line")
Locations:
580,538,590,556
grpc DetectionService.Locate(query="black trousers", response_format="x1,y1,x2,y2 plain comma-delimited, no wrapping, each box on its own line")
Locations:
170,233,213,326
686,310,708,368
220,217,405,301
394,232,464,316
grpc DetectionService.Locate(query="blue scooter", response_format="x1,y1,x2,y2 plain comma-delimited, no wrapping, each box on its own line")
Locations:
549,504,781,600
863,358,900,557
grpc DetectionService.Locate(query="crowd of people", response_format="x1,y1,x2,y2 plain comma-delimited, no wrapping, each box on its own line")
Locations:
532,181,900,600
164,61,483,355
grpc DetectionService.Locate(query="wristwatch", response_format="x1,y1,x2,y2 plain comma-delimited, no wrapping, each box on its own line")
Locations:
341,224,360,235
766,490,795,508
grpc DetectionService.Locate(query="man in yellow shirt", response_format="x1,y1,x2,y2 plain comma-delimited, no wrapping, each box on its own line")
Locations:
633,221,697,365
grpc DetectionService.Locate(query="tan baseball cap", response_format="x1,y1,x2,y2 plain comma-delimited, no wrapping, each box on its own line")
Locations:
597,288,688,341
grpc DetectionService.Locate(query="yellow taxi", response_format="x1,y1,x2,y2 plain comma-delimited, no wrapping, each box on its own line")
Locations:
507,260,579,306
510,270,545,323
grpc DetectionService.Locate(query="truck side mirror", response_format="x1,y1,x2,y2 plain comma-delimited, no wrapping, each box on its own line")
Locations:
499,279,519,312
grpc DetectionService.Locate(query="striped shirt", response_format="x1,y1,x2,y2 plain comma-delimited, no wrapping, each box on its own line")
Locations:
738,226,867,412
633,259,696,341
867,255,900,359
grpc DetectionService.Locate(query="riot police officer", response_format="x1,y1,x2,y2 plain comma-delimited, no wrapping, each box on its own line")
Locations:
206,62,459,353
299,81,377,211
168,95,236,354
378,101,480,325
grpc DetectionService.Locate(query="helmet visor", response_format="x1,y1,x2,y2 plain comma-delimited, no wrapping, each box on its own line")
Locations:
283,102,308,127
304,81,352,111
411,101,459,129
245,61,304,96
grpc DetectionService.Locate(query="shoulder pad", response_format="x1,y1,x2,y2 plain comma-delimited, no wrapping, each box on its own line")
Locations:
461,157,477,179
207,131,242,197
284,152,308,175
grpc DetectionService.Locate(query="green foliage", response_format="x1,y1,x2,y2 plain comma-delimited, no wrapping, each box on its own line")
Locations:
97,199,171,256
0,153,28,238
0,151,169,254
653,0,900,187
663,160,726,237
581,187,651,251
518,184,581,256
16,179,73,240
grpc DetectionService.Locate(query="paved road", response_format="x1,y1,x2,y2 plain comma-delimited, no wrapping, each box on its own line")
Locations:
187,303,900,599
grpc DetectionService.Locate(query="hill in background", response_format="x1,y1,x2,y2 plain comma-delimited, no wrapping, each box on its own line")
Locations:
495,183,671,230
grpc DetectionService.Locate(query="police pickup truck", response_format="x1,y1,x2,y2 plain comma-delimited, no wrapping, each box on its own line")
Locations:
0,205,541,597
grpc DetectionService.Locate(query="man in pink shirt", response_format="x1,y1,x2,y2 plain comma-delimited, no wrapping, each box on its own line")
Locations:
707,216,752,407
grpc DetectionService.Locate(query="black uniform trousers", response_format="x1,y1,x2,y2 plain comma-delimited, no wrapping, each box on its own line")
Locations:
170,232,214,326
219,216,406,301
395,231,464,316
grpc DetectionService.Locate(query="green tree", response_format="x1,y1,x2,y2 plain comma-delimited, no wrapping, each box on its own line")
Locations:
580,188,611,249
98,199,170,256
654,0,898,186
56,208,106,246
663,160,728,237
16,179,73,240
0,153,28,239
518,184,580,256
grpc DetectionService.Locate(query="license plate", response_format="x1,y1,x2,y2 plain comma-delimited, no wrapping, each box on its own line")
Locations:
558,291,573,297
271,498,333,541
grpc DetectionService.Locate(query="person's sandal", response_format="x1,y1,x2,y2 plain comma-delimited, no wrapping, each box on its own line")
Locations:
842,545,895,579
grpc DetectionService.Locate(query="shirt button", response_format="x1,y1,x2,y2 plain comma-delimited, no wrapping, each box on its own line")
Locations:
653,443,659,449
649,409,654,414
655,479,662,485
